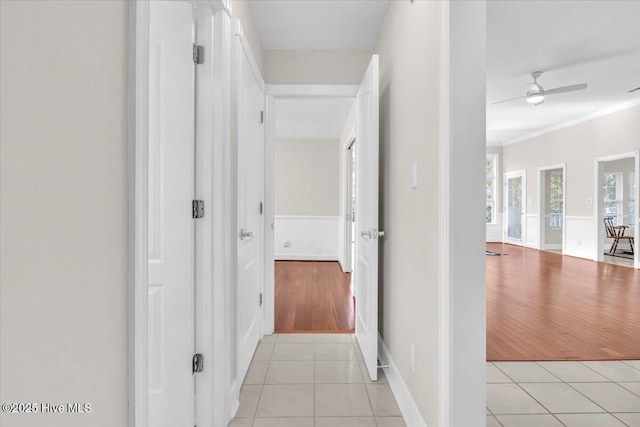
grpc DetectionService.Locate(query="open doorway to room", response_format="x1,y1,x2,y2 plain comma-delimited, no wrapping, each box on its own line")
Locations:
538,164,565,254
271,95,357,333
596,153,638,268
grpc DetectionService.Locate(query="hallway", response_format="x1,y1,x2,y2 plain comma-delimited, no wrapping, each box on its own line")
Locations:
230,333,406,427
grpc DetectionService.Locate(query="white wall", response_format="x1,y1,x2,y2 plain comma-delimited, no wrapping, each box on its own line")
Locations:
264,50,372,84
502,104,640,260
274,138,341,260
231,0,264,72
275,138,340,216
0,1,128,426
376,1,442,424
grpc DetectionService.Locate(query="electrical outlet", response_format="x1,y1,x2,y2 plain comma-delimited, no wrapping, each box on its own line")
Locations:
283,241,290,248
316,247,321,254
410,342,416,372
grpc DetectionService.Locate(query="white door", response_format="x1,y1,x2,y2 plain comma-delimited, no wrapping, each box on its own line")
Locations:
148,2,195,427
354,55,380,381
236,41,265,383
505,171,526,245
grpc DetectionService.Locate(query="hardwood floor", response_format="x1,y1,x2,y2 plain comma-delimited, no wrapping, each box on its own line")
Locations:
487,243,640,361
274,261,354,333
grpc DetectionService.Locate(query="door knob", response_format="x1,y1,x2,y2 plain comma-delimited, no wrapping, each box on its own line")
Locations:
239,229,253,240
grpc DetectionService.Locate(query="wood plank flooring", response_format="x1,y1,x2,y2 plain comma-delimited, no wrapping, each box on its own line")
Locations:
275,261,354,333
487,243,640,361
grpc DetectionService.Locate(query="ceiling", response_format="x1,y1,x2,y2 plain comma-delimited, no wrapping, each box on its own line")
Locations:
487,0,640,146
275,98,354,140
248,0,390,50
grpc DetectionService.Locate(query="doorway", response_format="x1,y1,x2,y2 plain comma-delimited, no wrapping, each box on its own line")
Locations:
595,152,639,269
538,164,565,254
270,95,356,333
504,170,526,246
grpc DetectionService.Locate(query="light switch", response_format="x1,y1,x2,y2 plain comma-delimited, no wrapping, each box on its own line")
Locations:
586,198,593,205
411,162,418,189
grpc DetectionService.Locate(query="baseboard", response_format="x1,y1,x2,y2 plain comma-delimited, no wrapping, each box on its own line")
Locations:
486,239,503,243
275,254,338,261
543,244,562,250
525,243,539,249
378,334,427,427
563,249,593,261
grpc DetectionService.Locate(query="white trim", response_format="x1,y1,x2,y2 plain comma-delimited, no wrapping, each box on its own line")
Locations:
129,1,149,426
378,334,428,427
537,163,566,255
342,133,356,273
264,95,276,336
193,3,233,426
438,1,451,425
564,215,594,220
267,84,359,98
275,254,340,261
275,215,341,220
501,99,640,147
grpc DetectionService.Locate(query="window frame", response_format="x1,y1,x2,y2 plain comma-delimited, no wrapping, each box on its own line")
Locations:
486,153,499,225
603,172,624,225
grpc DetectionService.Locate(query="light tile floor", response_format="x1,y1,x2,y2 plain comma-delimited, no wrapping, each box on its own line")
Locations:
487,360,640,427
230,334,406,427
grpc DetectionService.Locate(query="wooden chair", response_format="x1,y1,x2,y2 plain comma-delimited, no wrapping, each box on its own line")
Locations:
604,216,635,255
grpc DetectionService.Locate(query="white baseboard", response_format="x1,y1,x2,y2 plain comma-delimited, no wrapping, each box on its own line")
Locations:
274,254,338,261
563,249,594,261
543,244,563,250
378,334,427,427
525,243,540,249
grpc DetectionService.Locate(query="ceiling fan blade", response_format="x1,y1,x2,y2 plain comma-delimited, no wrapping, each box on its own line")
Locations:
544,83,587,96
491,95,527,105
628,86,640,93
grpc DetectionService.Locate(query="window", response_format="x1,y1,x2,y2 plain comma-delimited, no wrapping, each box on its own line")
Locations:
549,171,563,228
486,155,498,224
630,172,636,227
603,173,623,225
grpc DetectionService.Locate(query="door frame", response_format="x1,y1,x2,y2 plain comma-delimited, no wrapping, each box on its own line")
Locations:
537,163,566,253
263,84,359,334
503,169,527,246
128,1,234,426
234,20,266,385
594,150,639,269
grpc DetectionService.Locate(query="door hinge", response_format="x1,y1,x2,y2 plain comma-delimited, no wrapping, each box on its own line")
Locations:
259,293,263,306
259,201,263,215
192,353,203,373
193,44,204,64
259,110,264,124
192,200,205,219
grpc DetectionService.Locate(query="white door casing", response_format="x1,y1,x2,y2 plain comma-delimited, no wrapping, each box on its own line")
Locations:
147,2,195,426
354,55,380,382
236,33,265,384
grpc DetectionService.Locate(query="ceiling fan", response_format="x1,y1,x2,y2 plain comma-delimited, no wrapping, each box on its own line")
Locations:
492,71,588,106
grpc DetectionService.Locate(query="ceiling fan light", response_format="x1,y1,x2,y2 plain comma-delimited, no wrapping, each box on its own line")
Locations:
526,93,545,104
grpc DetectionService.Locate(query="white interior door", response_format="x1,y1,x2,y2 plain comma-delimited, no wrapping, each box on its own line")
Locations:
505,171,526,246
236,40,265,384
354,55,380,381
148,2,195,427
